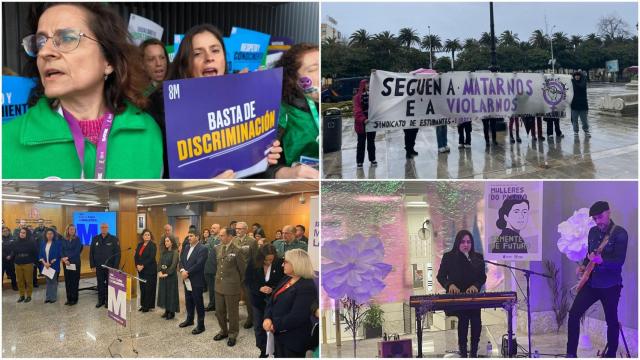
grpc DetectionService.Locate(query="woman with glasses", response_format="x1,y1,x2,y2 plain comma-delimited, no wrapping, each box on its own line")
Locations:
263,249,317,357
3,3,163,179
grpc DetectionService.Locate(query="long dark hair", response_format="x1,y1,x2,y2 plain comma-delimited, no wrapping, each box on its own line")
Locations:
139,228,154,243
26,3,149,111
275,43,318,105
161,235,177,253
452,229,474,254
496,198,530,230
168,23,227,80
254,243,278,268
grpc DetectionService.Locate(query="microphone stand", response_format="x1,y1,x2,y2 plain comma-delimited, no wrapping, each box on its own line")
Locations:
484,260,551,358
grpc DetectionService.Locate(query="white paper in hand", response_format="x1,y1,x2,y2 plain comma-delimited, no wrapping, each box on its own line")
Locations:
266,331,275,357
66,264,77,271
42,266,56,280
184,278,192,291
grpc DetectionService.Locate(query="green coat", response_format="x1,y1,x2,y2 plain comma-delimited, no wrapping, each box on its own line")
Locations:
157,250,180,312
279,100,319,166
204,236,220,275
2,97,164,179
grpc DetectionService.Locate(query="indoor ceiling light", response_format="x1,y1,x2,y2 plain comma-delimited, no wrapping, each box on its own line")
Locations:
42,201,78,206
182,186,228,195
4,199,26,203
250,187,280,195
115,181,134,185
3,194,41,199
60,198,99,203
138,194,167,201
254,180,290,186
406,201,429,207
211,180,235,186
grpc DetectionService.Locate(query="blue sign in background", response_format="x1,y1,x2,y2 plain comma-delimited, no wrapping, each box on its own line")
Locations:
163,68,283,178
224,27,271,72
73,212,118,246
2,76,36,123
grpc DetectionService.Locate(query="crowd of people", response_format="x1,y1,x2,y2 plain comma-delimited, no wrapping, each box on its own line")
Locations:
3,3,319,179
2,219,318,358
352,70,591,167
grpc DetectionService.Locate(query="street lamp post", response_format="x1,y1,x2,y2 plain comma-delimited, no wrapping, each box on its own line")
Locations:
549,25,556,74
428,25,433,69
489,2,498,72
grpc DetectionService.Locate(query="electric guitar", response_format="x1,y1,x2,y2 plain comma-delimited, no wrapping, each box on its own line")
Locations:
575,225,618,292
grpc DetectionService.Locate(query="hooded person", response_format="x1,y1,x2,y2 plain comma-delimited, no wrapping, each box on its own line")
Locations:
353,79,377,168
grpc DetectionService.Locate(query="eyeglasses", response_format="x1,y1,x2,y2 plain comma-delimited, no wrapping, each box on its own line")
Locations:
22,29,99,57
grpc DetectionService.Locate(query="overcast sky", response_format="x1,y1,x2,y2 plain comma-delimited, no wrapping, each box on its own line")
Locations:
322,2,638,42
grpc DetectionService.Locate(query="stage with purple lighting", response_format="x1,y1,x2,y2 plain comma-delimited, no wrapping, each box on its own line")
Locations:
320,181,638,358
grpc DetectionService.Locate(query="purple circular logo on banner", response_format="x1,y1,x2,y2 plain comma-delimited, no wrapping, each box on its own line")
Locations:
541,79,568,107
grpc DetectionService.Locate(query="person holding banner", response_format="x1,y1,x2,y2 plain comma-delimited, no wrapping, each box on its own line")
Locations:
39,229,62,303
158,235,180,320
179,230,208,335
566,201,628,358
135,229,157,312
268,43,320,179
263,249,317,358
353,79,377,168
436,230,487,358
3,3,163,179
155,23,283,179
61,224,82,305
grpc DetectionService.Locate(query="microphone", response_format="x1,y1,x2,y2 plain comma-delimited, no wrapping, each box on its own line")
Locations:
120,247,133,272
102,246,131,268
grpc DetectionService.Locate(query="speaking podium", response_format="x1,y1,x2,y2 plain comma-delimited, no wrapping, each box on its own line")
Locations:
102,265,146,358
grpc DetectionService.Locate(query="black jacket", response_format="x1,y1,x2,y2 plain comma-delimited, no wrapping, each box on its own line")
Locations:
2,234,15,260
179,242,208,289
135,241,158,276
89,233,121,268
265,277,318,353
571,75,588,111
437,250,487,292
11,237,39,265
244,257,285,310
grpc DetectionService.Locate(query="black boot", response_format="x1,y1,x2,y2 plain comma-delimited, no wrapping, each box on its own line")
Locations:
161,310,168,318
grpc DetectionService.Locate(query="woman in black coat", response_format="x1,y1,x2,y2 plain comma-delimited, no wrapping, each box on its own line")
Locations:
245,244,285,357
135,229,158,312
263,249,317,358
437,230,487,358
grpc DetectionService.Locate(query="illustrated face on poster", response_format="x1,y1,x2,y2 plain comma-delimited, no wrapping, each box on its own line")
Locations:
484,182,542,261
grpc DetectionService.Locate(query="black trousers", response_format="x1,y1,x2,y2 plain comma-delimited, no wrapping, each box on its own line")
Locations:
482,118,497,142
3,258,17,288
33,262,38,286
253,304,267,353
64,261,80,302
403,128,419,152
205,273,216,307
567,284,622,357
457,309,482,355
545,118,562,136
139,272,157,309
356,132,376,164
274,337,306,358
457,122,471,145
509,117,520,138
185,285,205,327
96,266,108,303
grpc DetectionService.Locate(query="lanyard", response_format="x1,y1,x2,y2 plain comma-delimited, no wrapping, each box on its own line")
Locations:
61,108,114,179
306,97,319,130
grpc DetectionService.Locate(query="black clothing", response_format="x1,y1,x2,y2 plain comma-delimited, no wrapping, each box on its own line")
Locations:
571,75,588,110
458,122,472,145
356,132,376,164
404,128,419,153
135,241,158,309
89,233,120,304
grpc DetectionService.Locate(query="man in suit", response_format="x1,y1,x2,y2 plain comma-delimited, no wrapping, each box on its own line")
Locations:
295,225,309,244
233,221,258,329
179,229,208,335
214,227,247,347
89,223,120,308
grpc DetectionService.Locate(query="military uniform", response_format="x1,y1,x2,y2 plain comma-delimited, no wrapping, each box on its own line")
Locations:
89,233,120,306
234,234,257,327
204,235,220,310
214,242,246,340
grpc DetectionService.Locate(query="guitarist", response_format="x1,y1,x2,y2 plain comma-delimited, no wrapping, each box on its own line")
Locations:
566,201,628,358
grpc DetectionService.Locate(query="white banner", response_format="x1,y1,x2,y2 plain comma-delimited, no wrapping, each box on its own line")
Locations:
484,182,543,262
366,70,573,131
309,195,319,272
128,14,164,46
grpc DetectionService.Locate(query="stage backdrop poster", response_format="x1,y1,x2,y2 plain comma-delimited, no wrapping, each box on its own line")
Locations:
224,27,271,72
308,195,319,272
484,182,543,261
367,70,573,131
163,68,282,178
107,269,127,327
128,13,163,46
2,76,36,123
73,212,117,246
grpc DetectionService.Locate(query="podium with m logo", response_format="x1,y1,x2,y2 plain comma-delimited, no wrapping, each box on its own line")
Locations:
103,265,146,357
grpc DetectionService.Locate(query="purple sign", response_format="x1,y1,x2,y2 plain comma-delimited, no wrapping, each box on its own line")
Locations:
163,68,283,178
107,269,127,327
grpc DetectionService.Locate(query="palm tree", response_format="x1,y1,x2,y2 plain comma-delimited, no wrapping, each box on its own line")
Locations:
322,36,338,46
499,30,519,46
375,31,397,43
585,33,602,45
444,38,462,69
349,29,371,47
421,34,442,52
529,29,547,48
570,35,583,49
398,27,421,48
463,38,479,49
479,32,492,47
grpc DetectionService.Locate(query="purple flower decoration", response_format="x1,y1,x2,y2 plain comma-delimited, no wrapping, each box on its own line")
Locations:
322,234,392,304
